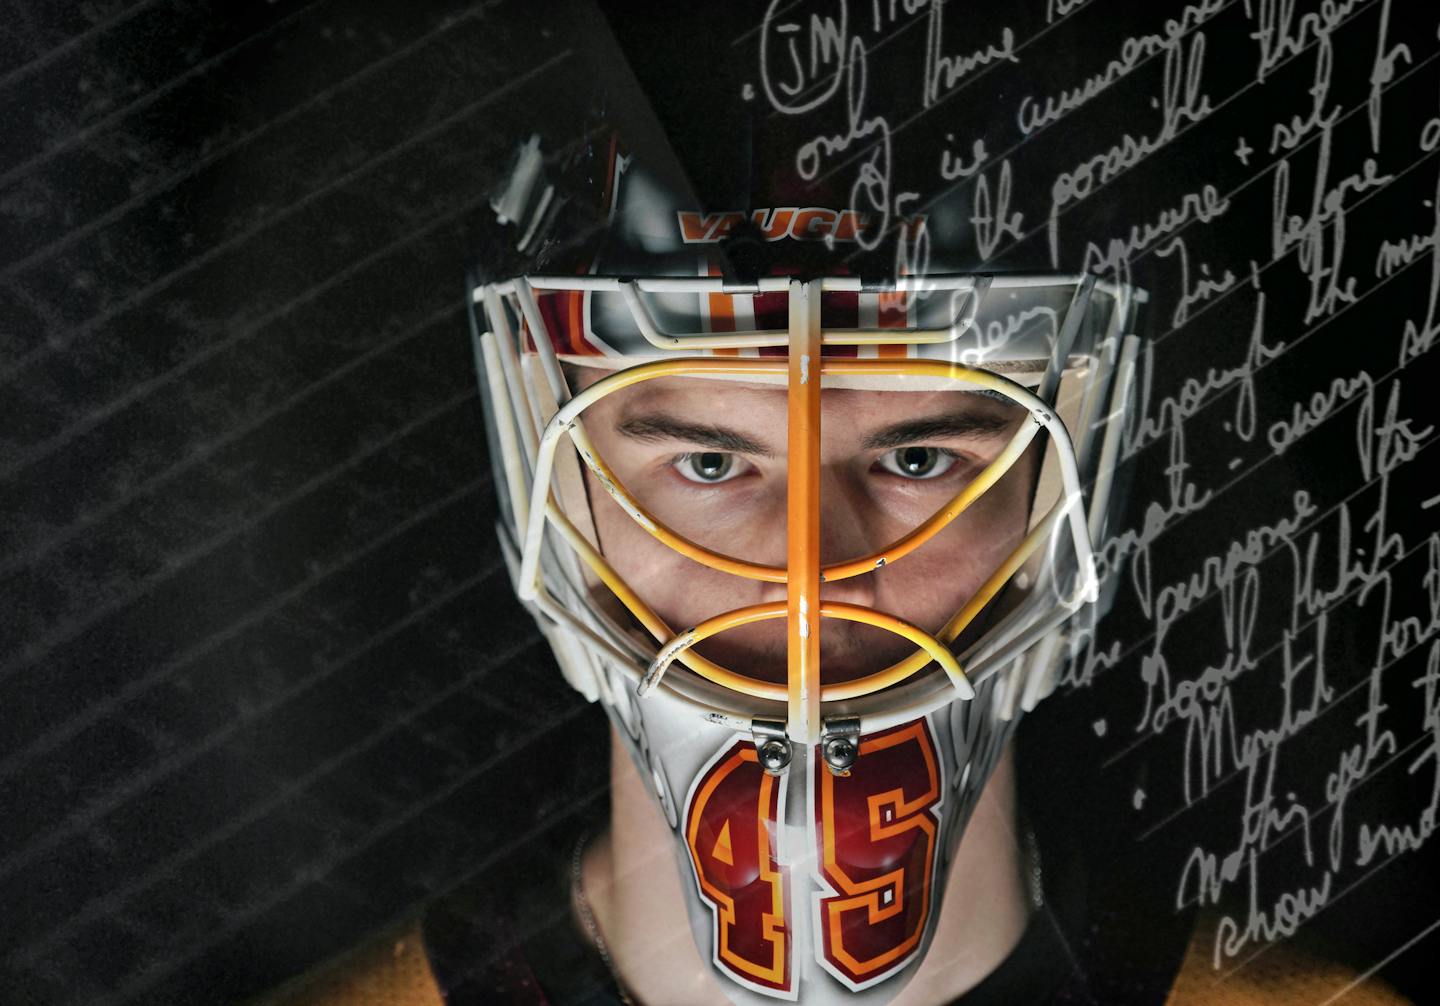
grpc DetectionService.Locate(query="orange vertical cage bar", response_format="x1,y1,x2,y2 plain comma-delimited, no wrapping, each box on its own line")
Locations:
787,281,823,744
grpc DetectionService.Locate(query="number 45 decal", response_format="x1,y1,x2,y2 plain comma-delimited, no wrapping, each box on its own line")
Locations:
684,720,942,996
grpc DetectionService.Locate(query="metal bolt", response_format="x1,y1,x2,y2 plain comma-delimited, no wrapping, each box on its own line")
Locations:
758,739,792,773
824,736,858,772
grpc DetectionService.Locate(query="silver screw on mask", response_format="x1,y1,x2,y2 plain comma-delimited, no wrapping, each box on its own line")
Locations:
821,717,861,775
751,719,792,775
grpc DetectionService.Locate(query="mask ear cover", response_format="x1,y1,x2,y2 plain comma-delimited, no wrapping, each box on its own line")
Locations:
949,282,1140,719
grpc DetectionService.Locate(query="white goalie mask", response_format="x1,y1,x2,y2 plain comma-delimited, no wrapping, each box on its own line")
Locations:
470,179,1141,1000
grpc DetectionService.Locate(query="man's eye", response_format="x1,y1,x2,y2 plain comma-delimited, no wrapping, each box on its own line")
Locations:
877,446,959,480
674,452,744,483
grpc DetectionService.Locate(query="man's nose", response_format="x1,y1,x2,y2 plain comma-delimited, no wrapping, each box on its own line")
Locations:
816,466,882,607
756,465,882,608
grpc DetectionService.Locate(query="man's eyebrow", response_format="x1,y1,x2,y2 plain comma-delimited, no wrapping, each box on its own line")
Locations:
616,414,776,456
861,411,1014,450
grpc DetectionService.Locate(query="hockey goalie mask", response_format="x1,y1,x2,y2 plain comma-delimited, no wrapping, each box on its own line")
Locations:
471,251,1138,1001
467,11,1142,984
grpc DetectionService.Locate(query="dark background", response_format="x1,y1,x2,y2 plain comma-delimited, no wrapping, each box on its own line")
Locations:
2,1,1438,1004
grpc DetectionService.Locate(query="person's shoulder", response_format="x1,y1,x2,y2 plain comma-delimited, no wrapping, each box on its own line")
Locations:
247,848,574,1006
249,916,445,1006
1164,915,1411,1005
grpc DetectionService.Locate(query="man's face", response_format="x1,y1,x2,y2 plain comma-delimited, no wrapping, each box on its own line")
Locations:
574,371,1039,684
